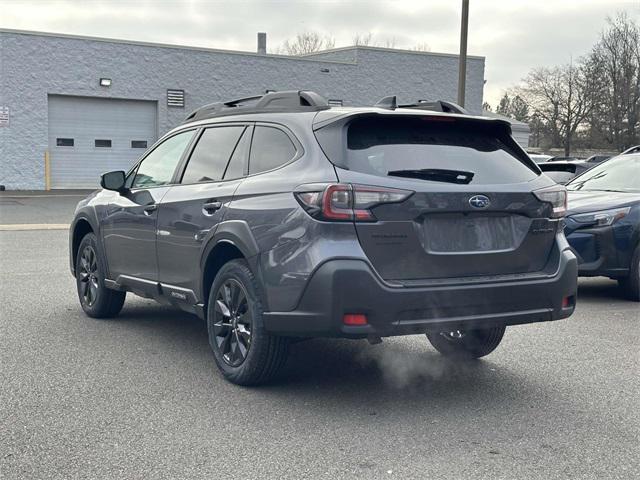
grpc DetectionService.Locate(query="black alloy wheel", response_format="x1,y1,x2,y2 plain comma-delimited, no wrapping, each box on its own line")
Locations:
78,245,100,307
75,232,126,318
206,259,289,385
212,278,253,367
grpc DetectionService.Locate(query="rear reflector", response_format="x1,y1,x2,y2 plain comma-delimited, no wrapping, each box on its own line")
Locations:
343,314,368,326
562,296,574,308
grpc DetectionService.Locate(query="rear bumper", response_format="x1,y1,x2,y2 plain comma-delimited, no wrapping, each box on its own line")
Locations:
263,248,578,338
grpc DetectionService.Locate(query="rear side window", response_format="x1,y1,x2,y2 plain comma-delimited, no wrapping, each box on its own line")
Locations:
249,126,296,175
344,117,537,185
182,126,244,183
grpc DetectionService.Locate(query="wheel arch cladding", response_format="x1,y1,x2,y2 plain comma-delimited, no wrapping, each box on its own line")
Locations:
71,218,94,273
211,221,260,259
201,242,245,312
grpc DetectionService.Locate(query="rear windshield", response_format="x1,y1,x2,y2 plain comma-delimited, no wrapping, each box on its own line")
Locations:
344,117,538,184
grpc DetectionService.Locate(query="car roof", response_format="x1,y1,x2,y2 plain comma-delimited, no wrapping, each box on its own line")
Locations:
173,90,512,134
170,105,513,141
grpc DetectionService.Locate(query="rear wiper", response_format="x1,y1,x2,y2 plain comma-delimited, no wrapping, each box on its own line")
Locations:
387,168,474,184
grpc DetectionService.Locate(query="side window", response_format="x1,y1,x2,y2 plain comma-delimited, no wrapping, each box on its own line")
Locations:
248,126,296,175
132,130,194,188
181,126,244,184
223,127,251,180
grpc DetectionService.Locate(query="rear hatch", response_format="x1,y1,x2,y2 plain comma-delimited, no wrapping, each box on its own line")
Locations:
314,113,561,282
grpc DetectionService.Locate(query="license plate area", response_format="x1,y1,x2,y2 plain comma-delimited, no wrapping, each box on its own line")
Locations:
424,214,531,254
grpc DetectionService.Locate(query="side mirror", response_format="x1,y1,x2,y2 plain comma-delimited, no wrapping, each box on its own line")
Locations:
100,170,127,192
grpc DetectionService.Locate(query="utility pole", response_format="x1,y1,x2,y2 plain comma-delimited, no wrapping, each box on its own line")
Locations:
457,0,469,107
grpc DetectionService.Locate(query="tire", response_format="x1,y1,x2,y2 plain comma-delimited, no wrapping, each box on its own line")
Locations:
618,245,640,302
75,232,126,318
426,325,506,359
207,259,289,386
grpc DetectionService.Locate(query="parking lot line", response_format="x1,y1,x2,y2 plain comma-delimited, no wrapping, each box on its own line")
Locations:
0,194,87,198
0,223,70,231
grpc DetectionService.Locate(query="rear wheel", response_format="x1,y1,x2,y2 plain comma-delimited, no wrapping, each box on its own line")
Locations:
618,245,640,302
426,326,506,359
207,259,289,385
75,233,125,318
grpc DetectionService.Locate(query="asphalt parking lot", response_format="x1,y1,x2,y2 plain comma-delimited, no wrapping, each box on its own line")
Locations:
1,193,638,479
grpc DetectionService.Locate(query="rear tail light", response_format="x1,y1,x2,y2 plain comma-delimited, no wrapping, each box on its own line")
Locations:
533,185,567,218
295,184,413,222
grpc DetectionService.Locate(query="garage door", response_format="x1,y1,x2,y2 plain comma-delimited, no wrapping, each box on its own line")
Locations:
48,95,157,188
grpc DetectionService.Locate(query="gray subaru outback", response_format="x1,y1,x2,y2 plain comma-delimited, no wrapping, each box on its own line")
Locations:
69,90,577,385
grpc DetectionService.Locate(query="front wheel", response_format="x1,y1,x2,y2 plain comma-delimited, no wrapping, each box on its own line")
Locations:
426,325,506,359
207,259,289,385
75,233,126,318
618,245,639,302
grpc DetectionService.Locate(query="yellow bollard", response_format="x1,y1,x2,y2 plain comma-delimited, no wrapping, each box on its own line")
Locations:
44,150,51,191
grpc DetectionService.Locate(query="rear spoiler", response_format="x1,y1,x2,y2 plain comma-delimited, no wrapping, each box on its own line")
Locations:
313,111,540,174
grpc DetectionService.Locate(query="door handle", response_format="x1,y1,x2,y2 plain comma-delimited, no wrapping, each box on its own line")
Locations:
203,201,222,215
143,204,158,215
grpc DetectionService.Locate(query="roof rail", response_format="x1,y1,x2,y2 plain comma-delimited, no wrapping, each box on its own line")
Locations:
183,90,330,123
373,96,469,115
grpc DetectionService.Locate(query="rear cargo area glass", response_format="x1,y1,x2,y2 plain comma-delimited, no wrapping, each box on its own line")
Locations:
346,117,537,185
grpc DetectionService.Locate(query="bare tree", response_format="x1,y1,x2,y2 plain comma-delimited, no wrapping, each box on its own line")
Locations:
519,60,599,155
382,38,397,49
588,13,640,150
409,43,431,52
352,33,397,48
352,32,374,46
275,32,336,55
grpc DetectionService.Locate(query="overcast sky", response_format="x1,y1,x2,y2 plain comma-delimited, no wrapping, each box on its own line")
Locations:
2,0,638,106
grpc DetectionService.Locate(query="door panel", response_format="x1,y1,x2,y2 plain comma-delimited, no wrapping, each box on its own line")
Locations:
157,180,244,292
156,124,250,296
101,129,196,282
102,187,170,281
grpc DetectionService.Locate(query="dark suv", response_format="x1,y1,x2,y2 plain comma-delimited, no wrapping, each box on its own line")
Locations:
70,90,577,385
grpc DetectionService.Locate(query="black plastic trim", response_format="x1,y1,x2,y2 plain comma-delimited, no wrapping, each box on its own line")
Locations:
262,250,577,338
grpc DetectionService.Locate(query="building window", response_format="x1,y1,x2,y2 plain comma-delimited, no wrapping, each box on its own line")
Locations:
131,140,148,149
167,89,185,108
328,99,343,106
95,139,112,148
56,138,74,147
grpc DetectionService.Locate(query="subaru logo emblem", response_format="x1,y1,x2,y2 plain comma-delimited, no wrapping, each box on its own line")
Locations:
469,195,490,209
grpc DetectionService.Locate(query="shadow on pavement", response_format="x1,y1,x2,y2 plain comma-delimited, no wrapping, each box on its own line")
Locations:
112,300,537,411
576,277,629,302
